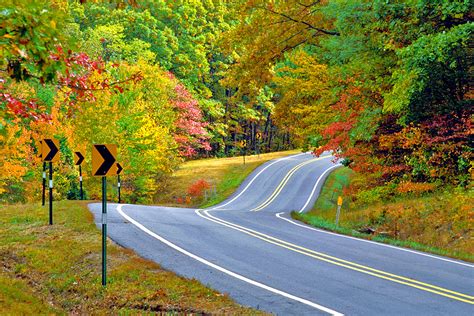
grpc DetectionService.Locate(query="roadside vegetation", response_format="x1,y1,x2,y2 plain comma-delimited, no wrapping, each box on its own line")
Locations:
1,1,471,312
158,150,299,208
293,168,474,262
4,1,471,208
0,201,265,315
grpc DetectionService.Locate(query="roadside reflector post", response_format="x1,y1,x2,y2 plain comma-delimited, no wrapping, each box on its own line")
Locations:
256,132,262,158
92,144,117,287
42,138,59,225
74,152,85,200
240,140,247,165
336,196,343,227
116,163,123,204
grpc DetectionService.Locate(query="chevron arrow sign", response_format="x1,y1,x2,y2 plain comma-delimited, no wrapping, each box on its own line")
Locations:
74,151,85,166
42,139,60,162
38,140,43,158
92,144,117,176
116,163,123,175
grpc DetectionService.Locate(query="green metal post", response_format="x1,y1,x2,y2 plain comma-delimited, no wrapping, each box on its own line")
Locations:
117,174,121,204
42,162,46,206
102,176,107,286
79,165,83,200
49,162,53,225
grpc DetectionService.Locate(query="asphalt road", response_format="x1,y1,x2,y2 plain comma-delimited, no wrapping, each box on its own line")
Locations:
89,152,474,315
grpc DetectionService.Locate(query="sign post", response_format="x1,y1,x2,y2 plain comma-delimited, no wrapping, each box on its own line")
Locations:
92,144,117,286
101,176,107,285
256,132,262,158
74,151,85,200
42,162,46,206
336,196,343,227
42,138,59,225
116,163,123,203
240,140,247,165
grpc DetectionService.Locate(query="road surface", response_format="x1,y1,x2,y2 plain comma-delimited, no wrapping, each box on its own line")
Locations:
89,152,473,315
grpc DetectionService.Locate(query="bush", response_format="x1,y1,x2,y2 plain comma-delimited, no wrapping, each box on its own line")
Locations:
187,179,211,198
356,185,396,205
396,181,436,195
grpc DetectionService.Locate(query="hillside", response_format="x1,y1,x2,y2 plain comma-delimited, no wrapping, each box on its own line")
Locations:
293,168,473,262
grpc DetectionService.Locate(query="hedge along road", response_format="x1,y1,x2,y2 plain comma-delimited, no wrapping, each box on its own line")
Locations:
88,152,474,315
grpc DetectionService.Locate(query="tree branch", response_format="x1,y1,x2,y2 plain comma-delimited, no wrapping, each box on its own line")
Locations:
296,1,320,9
58,72,142,91
258,6,340,36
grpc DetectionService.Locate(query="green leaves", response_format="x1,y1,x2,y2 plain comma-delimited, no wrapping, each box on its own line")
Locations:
384,23,473,121
0,0,69,82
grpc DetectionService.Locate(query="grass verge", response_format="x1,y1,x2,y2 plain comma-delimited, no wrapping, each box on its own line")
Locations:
0,201,266,315
292,167,474,262
158,150,300,208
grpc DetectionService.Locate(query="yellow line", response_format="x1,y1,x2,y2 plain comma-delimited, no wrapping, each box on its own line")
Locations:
200,210,474,304
251,160,313,211
251,162,304,211
251,156,329,212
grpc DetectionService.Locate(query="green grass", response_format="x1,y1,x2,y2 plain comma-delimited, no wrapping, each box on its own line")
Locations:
199,160,265,208
157,150,300,208
293,167,474,262
311,167,353,217
0,201,266,315
0,273,59,315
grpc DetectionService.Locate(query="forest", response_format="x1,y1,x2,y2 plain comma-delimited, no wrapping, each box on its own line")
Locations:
1,0,472,204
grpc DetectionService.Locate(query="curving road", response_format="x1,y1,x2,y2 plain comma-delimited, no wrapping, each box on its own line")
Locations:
89,152,474,315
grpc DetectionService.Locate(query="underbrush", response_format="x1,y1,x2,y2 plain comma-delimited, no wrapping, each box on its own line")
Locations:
294,168,473,262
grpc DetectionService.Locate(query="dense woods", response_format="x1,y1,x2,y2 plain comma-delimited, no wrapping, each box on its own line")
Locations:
1,0,472,203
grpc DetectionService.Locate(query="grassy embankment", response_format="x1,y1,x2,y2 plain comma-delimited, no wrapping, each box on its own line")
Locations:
0,201,266,315
158,150,300,208
292,167,473,262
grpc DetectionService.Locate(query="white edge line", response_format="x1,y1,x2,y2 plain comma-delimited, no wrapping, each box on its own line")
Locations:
116,204,343,316
211,152,309,210
275,213,474,268
299,164,342,213
291,161,474,267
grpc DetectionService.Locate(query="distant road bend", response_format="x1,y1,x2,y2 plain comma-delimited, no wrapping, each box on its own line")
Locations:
89,152,474,315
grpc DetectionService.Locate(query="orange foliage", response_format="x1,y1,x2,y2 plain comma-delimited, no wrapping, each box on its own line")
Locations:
187,179,211,198
396,181,436,195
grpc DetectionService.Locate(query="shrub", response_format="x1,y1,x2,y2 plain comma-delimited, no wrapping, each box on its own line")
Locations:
397,181,436,195
187,179,211,198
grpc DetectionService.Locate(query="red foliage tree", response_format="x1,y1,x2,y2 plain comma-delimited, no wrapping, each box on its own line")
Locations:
169,73,211,158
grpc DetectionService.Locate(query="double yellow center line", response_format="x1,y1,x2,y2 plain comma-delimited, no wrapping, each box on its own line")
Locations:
197,210,474,304
251,155,329,212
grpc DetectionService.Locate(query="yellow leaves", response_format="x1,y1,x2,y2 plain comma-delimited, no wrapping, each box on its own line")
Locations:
396,181,436,194
272,49,332,144
0,118,31,196
379,132,401,150
379,126,423,150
